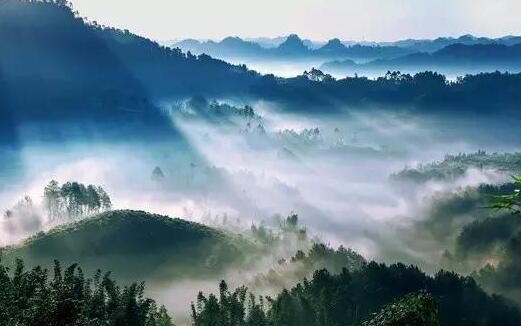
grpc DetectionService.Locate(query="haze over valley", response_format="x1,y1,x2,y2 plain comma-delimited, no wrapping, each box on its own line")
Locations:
2,1,521,325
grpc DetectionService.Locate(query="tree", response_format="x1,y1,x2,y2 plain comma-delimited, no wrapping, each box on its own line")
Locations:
191,280,266,326
285,213,298,229
61,181,78,217
46,180,112,219
0,258,175,325
152,166,165,182
85,184,101,213
194,262,521,326
97,186,112,211
44,180,63,220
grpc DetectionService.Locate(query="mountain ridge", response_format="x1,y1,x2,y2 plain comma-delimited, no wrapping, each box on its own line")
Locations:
171,33,521,61
322,41,521,73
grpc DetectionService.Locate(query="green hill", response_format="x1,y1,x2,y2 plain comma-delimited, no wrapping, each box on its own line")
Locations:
0,210,243,281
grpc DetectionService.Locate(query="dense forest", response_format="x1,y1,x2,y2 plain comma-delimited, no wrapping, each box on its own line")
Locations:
192,263,521,326
3,257,521,326
3,0,521,145
0,259,173,325
3,187,521,325
255,70,521,112
0,0,257,143
394,165,521,306
191,184,521,325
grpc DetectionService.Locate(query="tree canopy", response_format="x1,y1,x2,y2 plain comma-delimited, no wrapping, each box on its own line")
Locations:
191,262,521,326
0,258,174,325
43,180,112,220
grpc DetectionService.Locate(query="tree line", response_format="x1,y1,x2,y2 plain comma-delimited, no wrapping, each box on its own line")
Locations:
0,258,173,326
192,262,521,326
43,180,112,220
2,258,520,325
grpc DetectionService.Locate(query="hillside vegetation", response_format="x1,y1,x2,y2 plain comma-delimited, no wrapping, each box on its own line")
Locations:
0,0,257,143
1,210,243,281
192,263,521,326
0,259,174,325
392,151,521,183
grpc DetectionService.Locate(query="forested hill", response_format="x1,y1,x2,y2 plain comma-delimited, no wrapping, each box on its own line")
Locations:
252,70,521,113
0,0,259,99
3,0,521,139
0,210,244,281
0,0,259,143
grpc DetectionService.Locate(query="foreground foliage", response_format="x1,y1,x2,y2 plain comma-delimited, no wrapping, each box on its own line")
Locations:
363,291,439,326
192,262,521,326
0,259,173,326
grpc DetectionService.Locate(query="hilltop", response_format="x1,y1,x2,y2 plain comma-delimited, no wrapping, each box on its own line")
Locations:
1,210,244,281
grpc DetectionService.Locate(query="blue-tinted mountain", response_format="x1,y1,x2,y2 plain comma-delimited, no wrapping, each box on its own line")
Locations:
315,40,413,59
3,0,521,128
273,34,311,56
174,35,413,60
0,0,259,144
373,42,521,67
314,38,347,56
173,34,521,63
435,42,521,62
322,41,521,76
390,34,521,53
244,36,289,48
172,34,320,57
172,37,265,57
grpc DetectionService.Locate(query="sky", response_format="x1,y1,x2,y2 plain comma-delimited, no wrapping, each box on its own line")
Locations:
69,0,521,42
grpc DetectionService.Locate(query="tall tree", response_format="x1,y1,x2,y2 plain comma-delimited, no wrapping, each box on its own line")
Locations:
44,180,62,220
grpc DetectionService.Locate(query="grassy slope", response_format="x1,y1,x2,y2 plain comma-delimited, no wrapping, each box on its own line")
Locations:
1,210,244,281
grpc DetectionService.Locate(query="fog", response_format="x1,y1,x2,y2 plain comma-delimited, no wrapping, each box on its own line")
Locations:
184,53,521,80
2,103,518,249
2,100,521,320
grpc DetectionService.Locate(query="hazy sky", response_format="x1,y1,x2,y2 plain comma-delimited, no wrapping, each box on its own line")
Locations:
70,0,521,42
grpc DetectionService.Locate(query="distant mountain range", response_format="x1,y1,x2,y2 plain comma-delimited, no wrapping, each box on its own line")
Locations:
387,34,521,53
170,34,521,62
322,42,521,75
171,34,414,61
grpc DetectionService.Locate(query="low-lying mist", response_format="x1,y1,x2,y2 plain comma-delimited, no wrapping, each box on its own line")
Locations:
2,99,521,319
